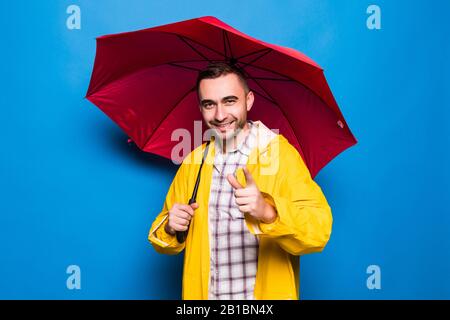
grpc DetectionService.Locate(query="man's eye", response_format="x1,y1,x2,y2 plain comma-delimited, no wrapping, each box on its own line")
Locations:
225,100,236,104
203,103,213,109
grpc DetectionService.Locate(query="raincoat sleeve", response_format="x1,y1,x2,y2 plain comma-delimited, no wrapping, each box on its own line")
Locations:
148,162,187,255
257,143,333,256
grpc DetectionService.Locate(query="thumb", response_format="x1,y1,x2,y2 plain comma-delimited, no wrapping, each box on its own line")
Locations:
227,173,243,189
242,166,255,186
190,202,199,210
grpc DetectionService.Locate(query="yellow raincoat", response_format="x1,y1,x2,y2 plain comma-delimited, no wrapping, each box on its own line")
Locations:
148,120,332,299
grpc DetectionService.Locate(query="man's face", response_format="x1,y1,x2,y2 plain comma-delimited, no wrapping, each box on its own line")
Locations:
198,73,254,142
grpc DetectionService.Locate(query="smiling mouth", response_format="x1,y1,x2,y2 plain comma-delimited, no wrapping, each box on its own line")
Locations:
214,121,235,130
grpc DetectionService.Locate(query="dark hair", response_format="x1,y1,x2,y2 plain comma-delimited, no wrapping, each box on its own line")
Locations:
196,62,249,99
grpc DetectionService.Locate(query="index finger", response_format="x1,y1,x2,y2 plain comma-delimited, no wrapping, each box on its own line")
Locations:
234,187,254,197
177,204,195,216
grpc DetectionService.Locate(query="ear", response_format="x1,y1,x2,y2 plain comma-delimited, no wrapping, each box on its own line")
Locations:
246,90,254,112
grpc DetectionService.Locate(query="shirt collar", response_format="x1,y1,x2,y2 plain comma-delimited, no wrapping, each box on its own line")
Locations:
239,120,256,156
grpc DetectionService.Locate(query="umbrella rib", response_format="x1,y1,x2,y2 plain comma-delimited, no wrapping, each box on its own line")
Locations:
249,75,279,104
239,56,318,83
177,35,211,62
240,48,273,66
237,60,339,118
167,62,203,72
142,84,197,151
224,30,234,59
222,30,228,59
235,48,271,61
250,89,278,106
238,64,302,149
170,32,226,59
162,34,319,99
90,34,277,97
239,66,278,105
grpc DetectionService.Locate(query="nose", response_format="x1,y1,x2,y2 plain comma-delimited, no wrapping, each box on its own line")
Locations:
214,105,227,122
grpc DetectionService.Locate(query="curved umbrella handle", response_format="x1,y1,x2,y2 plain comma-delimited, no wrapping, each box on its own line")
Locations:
176,140,211,244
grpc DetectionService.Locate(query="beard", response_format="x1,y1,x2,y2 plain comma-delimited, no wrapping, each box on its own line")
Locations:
211,116,247,152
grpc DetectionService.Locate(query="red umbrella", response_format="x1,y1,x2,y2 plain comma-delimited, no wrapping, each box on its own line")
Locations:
85,15,357,178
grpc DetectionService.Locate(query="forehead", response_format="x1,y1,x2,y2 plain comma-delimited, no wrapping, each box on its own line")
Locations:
198,73,245,99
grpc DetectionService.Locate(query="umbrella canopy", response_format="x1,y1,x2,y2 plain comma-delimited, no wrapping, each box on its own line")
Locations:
86,15,357,178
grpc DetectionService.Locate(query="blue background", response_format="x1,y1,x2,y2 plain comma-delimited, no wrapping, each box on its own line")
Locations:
1,0,448,299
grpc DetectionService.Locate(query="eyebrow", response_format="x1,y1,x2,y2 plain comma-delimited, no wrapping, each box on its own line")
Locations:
200,95,238,106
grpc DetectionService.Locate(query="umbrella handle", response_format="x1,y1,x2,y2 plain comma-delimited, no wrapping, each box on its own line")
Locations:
176,198,196,243
176,140,211,244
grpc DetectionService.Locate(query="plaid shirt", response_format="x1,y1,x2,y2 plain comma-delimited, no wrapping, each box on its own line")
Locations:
208,120,259,300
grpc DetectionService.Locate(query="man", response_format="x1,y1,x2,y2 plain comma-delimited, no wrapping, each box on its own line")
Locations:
148,62,333,300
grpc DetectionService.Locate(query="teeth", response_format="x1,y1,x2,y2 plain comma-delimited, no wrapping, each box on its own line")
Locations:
217,121,233,127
